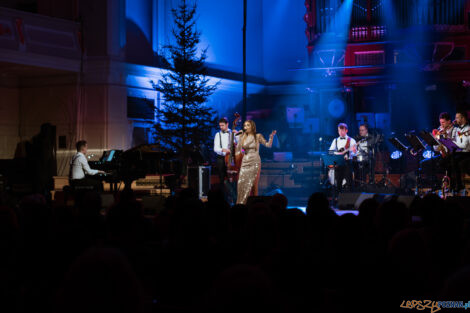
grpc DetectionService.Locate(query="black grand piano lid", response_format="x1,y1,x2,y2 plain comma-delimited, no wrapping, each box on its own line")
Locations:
119,144,182,175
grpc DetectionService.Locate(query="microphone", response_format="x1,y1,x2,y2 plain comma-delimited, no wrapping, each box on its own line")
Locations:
453,119,458,126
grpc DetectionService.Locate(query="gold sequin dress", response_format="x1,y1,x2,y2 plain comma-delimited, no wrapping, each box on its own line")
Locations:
236,133,273,204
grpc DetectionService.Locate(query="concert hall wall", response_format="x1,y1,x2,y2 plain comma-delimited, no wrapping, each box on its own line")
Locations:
0,87,19,159
1,0,470,178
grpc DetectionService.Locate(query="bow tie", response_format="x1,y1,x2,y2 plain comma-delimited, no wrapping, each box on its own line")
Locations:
339,137,346,140
222,131,229,134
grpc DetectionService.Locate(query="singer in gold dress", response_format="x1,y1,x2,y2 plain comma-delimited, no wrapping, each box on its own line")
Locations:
236,120,276,204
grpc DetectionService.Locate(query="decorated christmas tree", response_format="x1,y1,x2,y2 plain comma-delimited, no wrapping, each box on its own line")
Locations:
151,0,218,170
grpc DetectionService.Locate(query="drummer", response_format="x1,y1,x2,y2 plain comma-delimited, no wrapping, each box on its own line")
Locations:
354,124,375,184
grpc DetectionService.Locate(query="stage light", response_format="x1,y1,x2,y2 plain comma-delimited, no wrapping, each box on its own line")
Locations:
328,98,346,118
422,150,435,159
390,150,402,160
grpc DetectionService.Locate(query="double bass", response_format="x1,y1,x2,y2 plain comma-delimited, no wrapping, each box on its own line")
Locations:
225,113,242,182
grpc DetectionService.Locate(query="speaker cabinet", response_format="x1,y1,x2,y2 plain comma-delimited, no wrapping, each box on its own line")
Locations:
337,192,363,210
188,166,211,199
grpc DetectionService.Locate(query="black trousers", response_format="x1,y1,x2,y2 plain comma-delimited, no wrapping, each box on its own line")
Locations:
216,155,227,187
335,161,353,192
450,152,470,191
215,155,236,203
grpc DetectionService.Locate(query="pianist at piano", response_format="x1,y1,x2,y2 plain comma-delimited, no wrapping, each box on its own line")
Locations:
69,140,105,190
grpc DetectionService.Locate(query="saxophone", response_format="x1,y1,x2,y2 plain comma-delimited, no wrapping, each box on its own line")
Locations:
432,127,449,158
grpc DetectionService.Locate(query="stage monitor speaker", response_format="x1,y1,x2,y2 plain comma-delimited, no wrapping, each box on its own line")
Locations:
337,192,362,210
188,166,211,199
379,193,412,205
354,193,375,209
396,195,415,208
338,192,415,210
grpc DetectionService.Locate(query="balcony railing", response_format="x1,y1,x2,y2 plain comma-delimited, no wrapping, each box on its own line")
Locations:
350,25,387,42
0,7,81,68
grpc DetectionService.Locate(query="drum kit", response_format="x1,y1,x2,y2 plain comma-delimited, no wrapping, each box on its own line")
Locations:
325,132,384,188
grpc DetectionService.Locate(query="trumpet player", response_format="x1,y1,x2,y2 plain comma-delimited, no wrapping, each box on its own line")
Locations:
432,112,455,148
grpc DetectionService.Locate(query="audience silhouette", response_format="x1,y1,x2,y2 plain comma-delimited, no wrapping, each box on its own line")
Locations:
1,188,469,312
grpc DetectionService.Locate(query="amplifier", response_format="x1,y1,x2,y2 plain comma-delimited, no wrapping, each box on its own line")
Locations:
188,166,211,199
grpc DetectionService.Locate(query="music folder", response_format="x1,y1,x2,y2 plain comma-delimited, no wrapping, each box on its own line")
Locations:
439,138,462,153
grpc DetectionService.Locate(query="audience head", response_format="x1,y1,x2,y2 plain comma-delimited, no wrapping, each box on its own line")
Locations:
306,192,330,215
56,247,144,313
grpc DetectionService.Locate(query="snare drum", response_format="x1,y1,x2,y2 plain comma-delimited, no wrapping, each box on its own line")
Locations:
356,154,368,163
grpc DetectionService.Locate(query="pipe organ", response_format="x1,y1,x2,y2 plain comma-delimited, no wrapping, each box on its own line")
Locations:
307,0,467,42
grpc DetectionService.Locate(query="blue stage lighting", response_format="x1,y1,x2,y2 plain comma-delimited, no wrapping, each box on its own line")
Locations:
390,150,403,160
422,150,435,159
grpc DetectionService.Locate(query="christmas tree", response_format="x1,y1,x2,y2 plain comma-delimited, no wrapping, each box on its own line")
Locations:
151,0,218,168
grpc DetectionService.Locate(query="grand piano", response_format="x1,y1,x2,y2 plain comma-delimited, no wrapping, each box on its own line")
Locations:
90,145,182,192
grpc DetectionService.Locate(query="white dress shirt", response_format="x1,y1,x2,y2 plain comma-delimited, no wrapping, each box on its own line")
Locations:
214,129,238,156
454,124,470,152
356,135,370,156
69,152,99,180
329,136,357,157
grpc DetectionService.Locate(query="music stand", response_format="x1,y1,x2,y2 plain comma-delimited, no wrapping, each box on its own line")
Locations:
419,130,440,147
405,131,427,194
321,153,347,206
405,131,426,154
419,130,442,190
388,137,408,152
322,153,346,167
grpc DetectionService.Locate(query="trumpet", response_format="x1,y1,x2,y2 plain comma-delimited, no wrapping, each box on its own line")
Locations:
432,127,450,139
432,129,442,138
